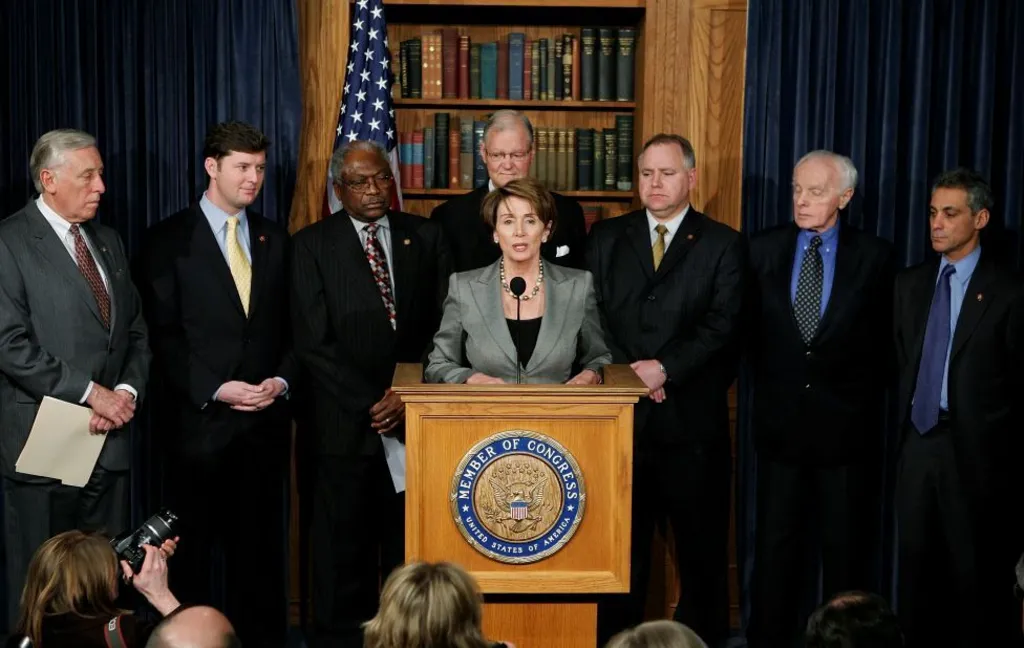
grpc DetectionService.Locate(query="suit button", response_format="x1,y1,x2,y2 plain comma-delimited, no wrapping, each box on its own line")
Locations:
805,384,811,389
647,295,656,301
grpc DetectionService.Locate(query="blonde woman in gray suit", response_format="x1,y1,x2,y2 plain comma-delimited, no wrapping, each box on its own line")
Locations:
426,177,610,385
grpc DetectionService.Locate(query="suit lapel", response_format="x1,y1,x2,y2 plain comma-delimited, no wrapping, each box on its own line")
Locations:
247,215,270,319
82,222,119,332
189,206,247,318
654,209,702,279
333,212,394,330
389,213,418,331
26,203,106,327
526,264,575,373
625,212,655,280
776,226,803,335
906,260,941,365
468,262,518,365
814,225,857,340
950,254,995,361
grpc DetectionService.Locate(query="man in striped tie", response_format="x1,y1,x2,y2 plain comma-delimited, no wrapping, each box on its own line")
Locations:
136,121,296,647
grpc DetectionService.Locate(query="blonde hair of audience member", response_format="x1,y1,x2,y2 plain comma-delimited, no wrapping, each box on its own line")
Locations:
604,619,709,648
16,530,126,645
363,562,500,648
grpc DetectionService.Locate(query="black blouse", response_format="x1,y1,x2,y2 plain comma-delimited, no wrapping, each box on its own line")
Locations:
506,317,542,367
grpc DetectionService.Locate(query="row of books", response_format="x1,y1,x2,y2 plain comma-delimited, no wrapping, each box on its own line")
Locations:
397,114,635,192
397,28,636,102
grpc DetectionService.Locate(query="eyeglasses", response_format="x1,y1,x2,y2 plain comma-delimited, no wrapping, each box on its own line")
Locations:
340,173,393,193
485,150,531,163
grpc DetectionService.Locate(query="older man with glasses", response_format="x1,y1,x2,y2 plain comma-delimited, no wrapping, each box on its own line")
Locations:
431,109,587,272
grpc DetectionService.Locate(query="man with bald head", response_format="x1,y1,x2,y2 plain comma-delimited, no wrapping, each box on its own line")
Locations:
145,606,240,648
744,151,895,646
431,109,587,271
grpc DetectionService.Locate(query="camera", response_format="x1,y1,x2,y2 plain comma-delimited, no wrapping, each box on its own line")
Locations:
110,508,179,574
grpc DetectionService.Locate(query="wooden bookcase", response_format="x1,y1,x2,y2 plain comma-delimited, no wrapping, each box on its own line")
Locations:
292,0,749,629
386,1,645,221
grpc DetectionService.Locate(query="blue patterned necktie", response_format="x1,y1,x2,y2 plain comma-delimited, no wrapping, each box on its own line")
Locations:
793,236,824,344
910,264,956,434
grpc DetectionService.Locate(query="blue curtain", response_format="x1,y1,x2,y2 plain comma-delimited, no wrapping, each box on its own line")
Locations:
738,0,1024,636
0,0,300,630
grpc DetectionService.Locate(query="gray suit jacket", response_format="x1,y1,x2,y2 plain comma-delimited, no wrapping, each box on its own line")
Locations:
0,201,151,481
425,260,611,384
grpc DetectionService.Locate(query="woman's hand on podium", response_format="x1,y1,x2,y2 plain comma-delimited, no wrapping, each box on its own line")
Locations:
466,372,505,385
565,369,601,385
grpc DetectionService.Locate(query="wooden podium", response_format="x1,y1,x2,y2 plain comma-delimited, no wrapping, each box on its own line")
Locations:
393,364,647,648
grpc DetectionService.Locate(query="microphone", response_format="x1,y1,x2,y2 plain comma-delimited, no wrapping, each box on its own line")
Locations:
509,277,527,385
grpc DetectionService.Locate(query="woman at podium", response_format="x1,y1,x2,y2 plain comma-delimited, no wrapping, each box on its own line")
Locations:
425,177,610,385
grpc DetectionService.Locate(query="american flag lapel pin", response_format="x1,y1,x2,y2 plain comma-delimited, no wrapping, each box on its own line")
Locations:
403,238,411,246
976,293,983,301
259,235,267,243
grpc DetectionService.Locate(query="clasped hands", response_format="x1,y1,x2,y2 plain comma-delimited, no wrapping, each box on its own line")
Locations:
630,359,667,403
216,378,287,411
87,385,136,434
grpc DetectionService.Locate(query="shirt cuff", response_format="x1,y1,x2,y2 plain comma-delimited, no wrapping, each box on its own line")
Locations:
80,381,95,404
113,384,138,401
274,377,289,397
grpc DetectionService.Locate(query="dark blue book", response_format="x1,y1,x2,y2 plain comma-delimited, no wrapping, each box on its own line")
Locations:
480,42,498,99
508,33,526,100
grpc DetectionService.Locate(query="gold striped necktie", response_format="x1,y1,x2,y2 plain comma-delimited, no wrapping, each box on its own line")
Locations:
226,216,252,315
652,224,668,271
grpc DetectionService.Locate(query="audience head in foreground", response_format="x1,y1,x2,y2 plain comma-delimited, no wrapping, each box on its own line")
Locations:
604,620,708,648
805,591,904,648
364,561,510,648
145,605,239,648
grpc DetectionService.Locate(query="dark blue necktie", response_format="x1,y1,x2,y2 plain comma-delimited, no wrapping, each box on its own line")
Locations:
910,264,956,434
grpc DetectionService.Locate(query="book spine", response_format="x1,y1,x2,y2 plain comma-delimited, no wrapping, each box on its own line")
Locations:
571,35,581,100
412,131,425,188
442,29,458,98
472,121,487,187
538,39,549,100
580,28,596,101
448,120,460,188
458,36,470,99
616,27,635,101
553,38,563,100
616,115,634,190
424,35,437,99
603,128,617,190
409,39,423,99
470,44,481,99
562,34,572,101
530,41,540,101
576,128,593,190
597,28,615,101
400,40,410,98
480,43,498,99
555,129,567,191
566,128,576,191
423,127,435,189
536,129,549,187
435,113,450,189
432,33,444,99
592,128,604,190
399,132,411,187
459,121,474,189
496,37,508,100
508,33,525,101
545,127,557,188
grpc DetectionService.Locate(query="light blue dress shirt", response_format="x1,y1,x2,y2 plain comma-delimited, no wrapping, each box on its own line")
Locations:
937,245,981,410
200,192,252,264
790,222,839,318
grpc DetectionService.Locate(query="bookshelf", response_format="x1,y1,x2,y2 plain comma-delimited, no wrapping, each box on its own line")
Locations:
388,4,644,222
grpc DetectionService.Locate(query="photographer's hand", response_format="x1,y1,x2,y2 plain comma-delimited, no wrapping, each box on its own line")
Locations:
158,536,180,559
122,544,180,616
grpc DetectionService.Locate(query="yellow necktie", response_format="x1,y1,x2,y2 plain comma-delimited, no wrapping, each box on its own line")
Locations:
226,216,252,315
652,224,668,270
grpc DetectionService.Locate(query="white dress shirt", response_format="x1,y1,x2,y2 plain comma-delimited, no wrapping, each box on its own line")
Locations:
646,204,690,249
35,196,136,403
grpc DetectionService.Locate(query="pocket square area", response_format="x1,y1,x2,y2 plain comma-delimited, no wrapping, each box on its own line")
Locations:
556,245,570,257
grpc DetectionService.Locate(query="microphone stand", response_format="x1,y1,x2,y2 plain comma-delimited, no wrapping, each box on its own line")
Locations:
515,295,522,385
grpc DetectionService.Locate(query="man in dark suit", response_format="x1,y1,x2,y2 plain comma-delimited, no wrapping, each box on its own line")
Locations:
894,168,1024,648
0,129,150,625
135,121,295,647
744,151,895,647
430,109,587,271
291,140,451,648
588,134,744,646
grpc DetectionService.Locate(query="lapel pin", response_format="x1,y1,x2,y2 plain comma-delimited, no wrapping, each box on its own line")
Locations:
976,293,983,301
686,234,694,240
403,238,411,246
259,235,267,243
100,247,107,253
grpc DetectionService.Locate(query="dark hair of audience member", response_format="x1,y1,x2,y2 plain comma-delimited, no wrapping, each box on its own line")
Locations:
805,591,904,648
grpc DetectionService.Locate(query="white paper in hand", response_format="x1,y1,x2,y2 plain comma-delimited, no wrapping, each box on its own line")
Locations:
381,434,406,493
16,396,104,487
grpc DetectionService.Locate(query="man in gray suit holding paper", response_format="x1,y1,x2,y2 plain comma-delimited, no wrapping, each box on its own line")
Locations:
0,129,150,625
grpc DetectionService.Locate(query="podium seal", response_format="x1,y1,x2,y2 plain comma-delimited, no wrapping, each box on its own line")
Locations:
450,429,586,564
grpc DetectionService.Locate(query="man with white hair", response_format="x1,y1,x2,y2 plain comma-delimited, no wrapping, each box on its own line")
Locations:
145,606,240,648
0,129,150,624
431,109,587,272
744,150,895,647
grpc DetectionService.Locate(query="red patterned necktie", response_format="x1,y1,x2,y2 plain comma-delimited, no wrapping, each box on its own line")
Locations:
364,222,396,330
70,224,111,329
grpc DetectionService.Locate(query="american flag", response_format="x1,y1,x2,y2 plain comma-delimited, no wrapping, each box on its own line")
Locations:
326,0,402,214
